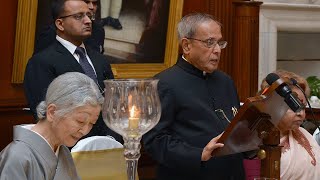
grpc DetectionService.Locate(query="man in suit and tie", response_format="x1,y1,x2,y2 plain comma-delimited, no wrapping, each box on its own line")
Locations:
34,0,105,54
24,0,121,142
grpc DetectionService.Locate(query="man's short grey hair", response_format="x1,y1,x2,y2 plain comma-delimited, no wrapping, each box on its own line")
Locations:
177,13,222,44
36,72,104,120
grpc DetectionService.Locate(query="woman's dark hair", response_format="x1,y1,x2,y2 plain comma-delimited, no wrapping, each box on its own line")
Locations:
259,69,310,96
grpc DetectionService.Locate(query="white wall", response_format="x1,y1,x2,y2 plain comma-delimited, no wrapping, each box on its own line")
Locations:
259,2,320,84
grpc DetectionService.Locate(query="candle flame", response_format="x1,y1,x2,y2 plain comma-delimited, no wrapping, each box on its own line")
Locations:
130,106,136,118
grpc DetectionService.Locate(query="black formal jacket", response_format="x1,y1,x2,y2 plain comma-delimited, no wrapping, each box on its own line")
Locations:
24,40,122,142
143,57,245,180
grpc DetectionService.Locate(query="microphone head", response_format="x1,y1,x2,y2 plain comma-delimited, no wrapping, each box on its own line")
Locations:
265,73,304,113
266,73,280,86
290,78,298,86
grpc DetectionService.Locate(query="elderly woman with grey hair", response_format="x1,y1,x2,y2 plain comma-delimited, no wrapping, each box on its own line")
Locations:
0,72,104,180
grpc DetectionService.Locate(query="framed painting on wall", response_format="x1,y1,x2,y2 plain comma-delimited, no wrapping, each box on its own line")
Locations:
11,0,183,82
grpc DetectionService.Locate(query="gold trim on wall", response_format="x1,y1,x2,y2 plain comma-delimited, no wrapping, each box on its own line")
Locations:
11,0,183,83
12,0,38,83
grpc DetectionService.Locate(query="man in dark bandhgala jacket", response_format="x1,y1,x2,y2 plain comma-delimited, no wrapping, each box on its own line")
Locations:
143,13,245,180
24,0,122,143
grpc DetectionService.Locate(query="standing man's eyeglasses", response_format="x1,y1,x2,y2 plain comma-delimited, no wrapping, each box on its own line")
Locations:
186,37,227,49
59,12,94,21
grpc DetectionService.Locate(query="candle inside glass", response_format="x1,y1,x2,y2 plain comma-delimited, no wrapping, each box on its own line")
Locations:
129,105,139,129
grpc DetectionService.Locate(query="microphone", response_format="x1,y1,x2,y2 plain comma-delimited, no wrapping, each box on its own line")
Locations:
266,73,303,112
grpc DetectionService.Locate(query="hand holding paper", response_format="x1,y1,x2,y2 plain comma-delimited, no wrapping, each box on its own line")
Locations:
201,133,224,161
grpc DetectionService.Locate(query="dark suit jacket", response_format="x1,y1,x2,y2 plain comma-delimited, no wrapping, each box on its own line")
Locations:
143,57,245,180
24,40,122,142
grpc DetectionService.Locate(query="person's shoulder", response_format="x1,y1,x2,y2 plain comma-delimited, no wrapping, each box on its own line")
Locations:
299,127,314,138
29,42,61,62
155,64,179,79
32,41,59,55
1,141,33,164
0,141,38,178
27,53,50,67
299,127,320,148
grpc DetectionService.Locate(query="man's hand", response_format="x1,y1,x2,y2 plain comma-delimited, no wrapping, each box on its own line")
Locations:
201,133,224,161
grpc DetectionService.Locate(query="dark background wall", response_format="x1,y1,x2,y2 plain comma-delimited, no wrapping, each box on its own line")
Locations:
0,0,34,151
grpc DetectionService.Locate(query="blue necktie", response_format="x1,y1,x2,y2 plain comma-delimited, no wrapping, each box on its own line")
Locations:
75,47,97,82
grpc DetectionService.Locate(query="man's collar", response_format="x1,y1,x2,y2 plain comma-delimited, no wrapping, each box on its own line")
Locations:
182,55,188,62
180,55,208,78
56,35,86,54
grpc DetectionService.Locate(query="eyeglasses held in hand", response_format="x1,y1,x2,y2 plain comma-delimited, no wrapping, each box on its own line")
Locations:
59,12,94,21
186,37,227,49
